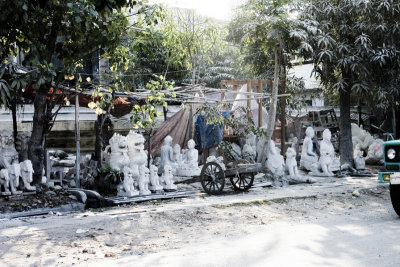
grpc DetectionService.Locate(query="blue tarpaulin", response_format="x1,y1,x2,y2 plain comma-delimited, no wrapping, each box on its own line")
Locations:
195,111,231,151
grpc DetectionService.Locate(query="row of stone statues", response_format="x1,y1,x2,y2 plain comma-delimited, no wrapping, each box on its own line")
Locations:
159,136,201,177
300,127,341,176
107,131,180,197
0,130,35,195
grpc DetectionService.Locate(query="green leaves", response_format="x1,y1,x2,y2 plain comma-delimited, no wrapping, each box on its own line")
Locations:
130,74,175,130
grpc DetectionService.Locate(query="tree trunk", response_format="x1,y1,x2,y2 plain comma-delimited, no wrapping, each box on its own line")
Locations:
260,40,282,166
95,114,104,167
339,83,354,166
28,87,49,184
11,99,17,144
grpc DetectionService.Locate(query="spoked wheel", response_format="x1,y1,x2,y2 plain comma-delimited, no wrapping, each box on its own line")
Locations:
200,162,225,195
230,172,254,191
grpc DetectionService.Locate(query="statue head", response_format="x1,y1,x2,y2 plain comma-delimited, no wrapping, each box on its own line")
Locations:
322,129,332,141
164,135,173,146
123,166,134,180
126,130,145,152
286,147,296,158
305,127,315,138
109,133,128,154
173,144,181,154
187,139,195,149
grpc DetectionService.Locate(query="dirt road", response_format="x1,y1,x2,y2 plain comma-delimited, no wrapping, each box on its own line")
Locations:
0,176,398,267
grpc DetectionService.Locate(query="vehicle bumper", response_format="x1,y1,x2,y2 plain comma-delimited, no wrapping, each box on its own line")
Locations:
379,172,400,184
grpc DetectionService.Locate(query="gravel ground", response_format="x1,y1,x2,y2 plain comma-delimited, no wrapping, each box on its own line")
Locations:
0,175,395,266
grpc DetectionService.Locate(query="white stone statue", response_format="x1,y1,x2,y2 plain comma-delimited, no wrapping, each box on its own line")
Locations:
173,144,183,167
176,139,201,176
149,165,163,191
319,129,340,176
206,156,226,171
266,140,285,176
19,160,36,191
0,169,11,195
159,136,178,174
7,163,21,195
300,127,319,171
117,166,139,197
162,165,177,190
0,130,26,194
108,133,130,171
285,147,299,178
139,166,151,196
126,130,147,180
354,149,366,170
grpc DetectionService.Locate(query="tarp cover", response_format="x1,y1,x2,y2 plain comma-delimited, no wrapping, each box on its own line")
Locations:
195,111,231,151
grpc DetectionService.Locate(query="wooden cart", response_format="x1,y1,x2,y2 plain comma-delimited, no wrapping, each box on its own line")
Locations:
199,162,262,195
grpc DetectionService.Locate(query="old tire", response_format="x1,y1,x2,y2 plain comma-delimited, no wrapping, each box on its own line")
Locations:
390,184,400,217
200,162,225,195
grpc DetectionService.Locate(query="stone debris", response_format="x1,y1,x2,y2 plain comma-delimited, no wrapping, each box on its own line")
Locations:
352,190,360,197
76,229,89,234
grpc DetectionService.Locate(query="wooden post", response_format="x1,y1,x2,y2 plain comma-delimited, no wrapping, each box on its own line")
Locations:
246,79,251,118
233,84,238,100
258,80,262,128
75,94,81,188
280,81,286,156
221,83,226,110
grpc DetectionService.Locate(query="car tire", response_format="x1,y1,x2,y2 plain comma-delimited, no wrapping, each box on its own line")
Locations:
390,184,400,217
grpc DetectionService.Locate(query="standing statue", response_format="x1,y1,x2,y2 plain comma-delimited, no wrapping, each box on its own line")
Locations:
176,139,201,176
173,144,183,167
285,147,299,178
162,165,177,190
108,133,130,171
266,140,285,176
126,130,147,180
117,166,139,197
319,129,340,176
300,127,319,171
138,165,151,196
159,136,178,174
149,165,163,191
354,148,366,170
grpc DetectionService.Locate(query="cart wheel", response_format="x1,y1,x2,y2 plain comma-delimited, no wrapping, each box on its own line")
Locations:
230,172,254,191
200,162,225,195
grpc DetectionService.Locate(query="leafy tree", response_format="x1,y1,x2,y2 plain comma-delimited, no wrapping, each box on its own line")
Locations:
0,0,149,183
228,0,302,165
291,0,400,165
